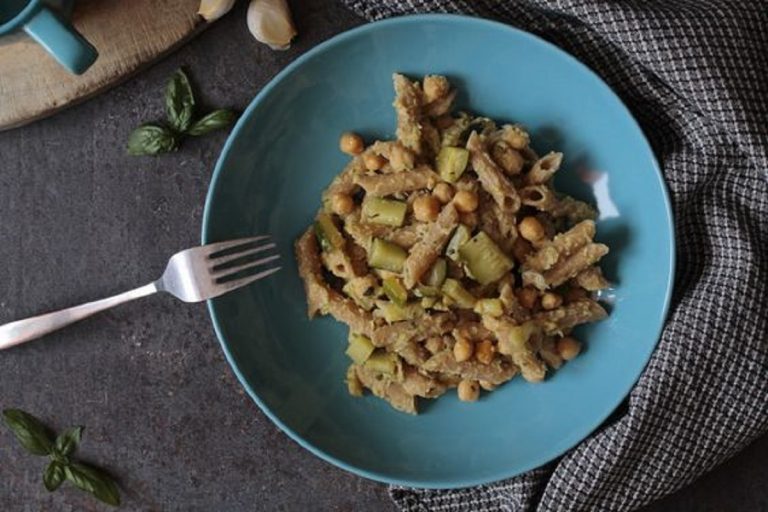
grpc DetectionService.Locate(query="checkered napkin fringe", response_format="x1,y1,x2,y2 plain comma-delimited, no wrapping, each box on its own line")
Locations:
340,1,768,510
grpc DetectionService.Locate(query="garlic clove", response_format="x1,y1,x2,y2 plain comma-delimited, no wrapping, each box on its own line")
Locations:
198,0,237,22
247,0,297,51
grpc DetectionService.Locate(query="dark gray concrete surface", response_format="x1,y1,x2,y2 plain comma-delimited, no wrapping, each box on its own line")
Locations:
0,1,765,510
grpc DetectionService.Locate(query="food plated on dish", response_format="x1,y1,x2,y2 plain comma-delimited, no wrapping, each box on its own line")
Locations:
296,74,611,414
202,14,673,487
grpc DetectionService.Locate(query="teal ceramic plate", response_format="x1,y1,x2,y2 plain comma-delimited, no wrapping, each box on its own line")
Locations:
202,14,674,488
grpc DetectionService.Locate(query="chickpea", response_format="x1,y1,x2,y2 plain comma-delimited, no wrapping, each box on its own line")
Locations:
413,195,441,222
557,336,582,360
423,75,450,103
433,182,455,203
435,115,454,130
540,339,564,369
339,132,364,155
453,336,474,363
363,152,386,171
519,216,545,242
517,287,539,310
512,237,533,264
491,141,525,175
475,339,496,365
540,292,563,310
457,379,480,402
330,192,355,216
565,287,588,303
479,380,497,391
425,336,446,354
453,190,479,213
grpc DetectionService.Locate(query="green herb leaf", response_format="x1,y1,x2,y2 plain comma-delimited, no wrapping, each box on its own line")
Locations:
127,124,178,156
54,426,83,457
65,463,121,507
2,409,55,456
43,461,66,492
187,109,236,136
165,68,196,132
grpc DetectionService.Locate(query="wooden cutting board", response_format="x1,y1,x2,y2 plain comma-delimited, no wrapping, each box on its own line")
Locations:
0,0,208,131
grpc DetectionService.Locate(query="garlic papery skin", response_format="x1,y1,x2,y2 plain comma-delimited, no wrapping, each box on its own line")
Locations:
198,0,237,22
247,0,297,50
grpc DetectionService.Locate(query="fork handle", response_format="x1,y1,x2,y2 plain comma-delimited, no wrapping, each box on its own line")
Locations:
0,282,158,351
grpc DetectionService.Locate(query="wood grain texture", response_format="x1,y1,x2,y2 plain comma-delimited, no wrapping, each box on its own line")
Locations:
0,0,207,130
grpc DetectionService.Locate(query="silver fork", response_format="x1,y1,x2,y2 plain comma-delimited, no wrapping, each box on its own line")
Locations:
0,237,281,351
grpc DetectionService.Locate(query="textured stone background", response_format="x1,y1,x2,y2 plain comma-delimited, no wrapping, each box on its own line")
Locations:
0,1,765,510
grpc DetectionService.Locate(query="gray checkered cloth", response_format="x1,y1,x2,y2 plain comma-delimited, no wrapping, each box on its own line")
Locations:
340,1,768,510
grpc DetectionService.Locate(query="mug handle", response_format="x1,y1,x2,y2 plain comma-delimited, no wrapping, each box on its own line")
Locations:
23,5,98,75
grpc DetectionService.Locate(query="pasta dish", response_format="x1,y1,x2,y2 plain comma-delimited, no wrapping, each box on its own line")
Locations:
295,74,610,414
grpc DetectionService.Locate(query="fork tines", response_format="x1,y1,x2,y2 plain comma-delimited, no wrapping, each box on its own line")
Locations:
206,236,281,292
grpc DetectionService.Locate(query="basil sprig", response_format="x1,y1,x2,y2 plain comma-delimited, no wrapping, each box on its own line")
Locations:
3,409,120,507
127,68,236,156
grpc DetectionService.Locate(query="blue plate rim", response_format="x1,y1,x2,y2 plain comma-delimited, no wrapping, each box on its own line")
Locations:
201,13,676,489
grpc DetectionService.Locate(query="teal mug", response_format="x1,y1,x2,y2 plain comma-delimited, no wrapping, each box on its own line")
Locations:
0,0,97,74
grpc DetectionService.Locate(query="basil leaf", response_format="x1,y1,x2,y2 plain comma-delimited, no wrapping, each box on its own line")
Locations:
43,460,66,492
165,68,196,132
65,463,121,507
54,426,83,457
2,409,54,456
127,124,178,156
187,109,236,136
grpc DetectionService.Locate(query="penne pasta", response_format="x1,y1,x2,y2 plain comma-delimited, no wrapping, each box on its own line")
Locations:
519,184,559,211
393,73,424,154
370,140,416,171
526,151,563,184
371,312,455,347
574,266,611,290
551,195,598,223
403,203,459,288
523,220,596,272
534,299,608,335
540,243,609,288
423,88,457,117
466,131,521,214
295,229,375,336
483,315,547,382
353,165,439,196
422,349,518,385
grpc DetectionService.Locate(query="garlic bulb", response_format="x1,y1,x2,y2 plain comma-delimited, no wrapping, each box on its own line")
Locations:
198,0,237,22
247,0,297,50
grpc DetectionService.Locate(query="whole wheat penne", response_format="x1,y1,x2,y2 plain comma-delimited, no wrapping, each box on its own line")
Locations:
523,220,596,272
523,244,608,290
534,299,608,335
519,184,559,211
353,165,439,196
467,131,521,214
403,203,459,288
482,315,547,382
526,151,563,184
574,266,611,290
295,229,374,336
393,73,424,154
